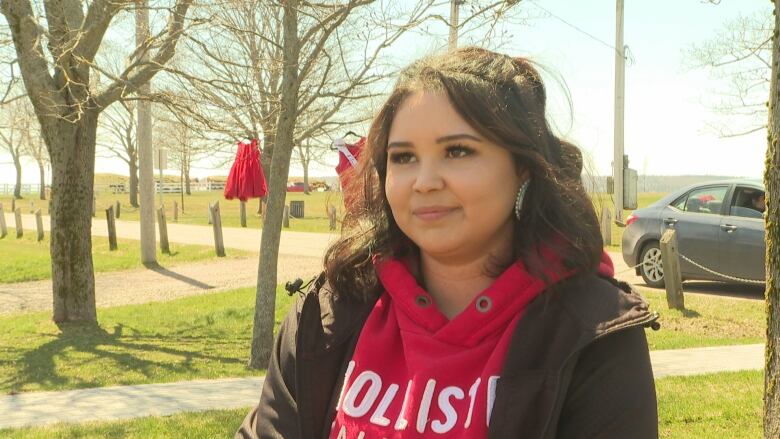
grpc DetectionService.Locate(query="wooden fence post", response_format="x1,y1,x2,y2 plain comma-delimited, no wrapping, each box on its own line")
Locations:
105,205,118,251
210,201,226,257
208,202,213,225
601,207,612,246
660,229,685,310
0,202,7,239
115,201,121,219
14,207,23,238
92,196,96,217
283,205,290,228
10,197,15,214
173,201,178,222
240,200,247,227
157,206,170,254
35,209,44,242
29,200,34,214
328,205,337,231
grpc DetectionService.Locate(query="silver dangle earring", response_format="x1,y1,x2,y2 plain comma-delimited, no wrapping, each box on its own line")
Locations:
514,181,529,220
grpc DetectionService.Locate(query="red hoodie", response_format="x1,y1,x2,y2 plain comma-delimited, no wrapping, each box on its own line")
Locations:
329,253,615,438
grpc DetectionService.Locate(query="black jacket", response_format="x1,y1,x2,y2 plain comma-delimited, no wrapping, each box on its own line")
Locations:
237,273,660,438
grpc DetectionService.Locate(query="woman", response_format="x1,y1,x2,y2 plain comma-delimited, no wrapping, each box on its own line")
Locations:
238,47,659,439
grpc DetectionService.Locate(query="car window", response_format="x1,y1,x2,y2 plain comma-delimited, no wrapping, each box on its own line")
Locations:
671,195,687,211
730,186,765,219
680,186,728,215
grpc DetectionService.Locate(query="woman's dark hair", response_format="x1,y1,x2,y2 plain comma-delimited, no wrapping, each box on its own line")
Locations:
324,47,603,301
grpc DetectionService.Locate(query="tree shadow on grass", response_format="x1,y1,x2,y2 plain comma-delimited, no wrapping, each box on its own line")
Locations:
141,261,215,290
1,320,246,394
680,308,702,318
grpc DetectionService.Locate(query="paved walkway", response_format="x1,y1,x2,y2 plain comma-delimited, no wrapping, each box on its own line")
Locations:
0,344,765,430
0,255,323,315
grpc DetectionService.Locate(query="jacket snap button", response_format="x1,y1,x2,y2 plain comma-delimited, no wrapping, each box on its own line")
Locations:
476,296,492,313
415,295,431,307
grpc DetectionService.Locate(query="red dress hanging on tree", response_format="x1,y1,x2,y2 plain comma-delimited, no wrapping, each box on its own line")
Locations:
224,138,268,202
334,137,365,212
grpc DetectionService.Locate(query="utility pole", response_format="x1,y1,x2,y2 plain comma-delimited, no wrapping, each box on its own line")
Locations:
136,0,156,264
613,0,625,223
449,0,462,50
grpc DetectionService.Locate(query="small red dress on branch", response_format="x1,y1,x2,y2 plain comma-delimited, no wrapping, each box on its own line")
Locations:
334,136,365,212
224,138,268,201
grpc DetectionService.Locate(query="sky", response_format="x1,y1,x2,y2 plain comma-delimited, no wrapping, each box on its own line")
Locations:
0,0,773,185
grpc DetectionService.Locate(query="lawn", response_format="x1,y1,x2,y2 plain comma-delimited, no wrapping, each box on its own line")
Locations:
1,371,763,438
0,232,251,283
639,288,765,351
657,370,762,438
0,286,294,394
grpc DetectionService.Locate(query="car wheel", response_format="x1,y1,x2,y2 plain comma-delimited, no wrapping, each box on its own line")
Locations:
639,242,665,288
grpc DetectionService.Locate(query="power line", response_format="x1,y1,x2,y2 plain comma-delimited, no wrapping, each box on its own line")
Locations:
527,0,635,65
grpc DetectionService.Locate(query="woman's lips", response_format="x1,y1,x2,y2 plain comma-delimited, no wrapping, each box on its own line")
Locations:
412,207,458,221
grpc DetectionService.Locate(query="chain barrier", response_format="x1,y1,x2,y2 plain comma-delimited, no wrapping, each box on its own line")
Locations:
676,253,765,286
615,262,643,275
612,250,765,285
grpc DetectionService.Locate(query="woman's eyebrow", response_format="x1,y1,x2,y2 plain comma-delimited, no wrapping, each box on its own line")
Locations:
436,134,482,143
387,133,482,149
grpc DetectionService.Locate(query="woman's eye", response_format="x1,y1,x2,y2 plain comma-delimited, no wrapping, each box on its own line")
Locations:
446,144,473,158
388,152,415,164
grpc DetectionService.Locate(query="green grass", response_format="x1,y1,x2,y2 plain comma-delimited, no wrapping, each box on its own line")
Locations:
1,371,763,438
0,233,252,283
0,286,294,394
657,370,762,438
640,289,764,351
0,408,250,438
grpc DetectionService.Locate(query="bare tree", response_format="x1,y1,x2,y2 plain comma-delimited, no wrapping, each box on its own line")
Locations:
156,100,209,196
687,11,772,137
20,101,49,200
1,0,193,323
0,96,28,199
98,100,139,206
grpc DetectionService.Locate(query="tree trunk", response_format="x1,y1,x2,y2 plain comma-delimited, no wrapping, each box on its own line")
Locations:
260,130,275,187
250,0,300,369
38,162,45,200
13,155,22,199
303,156,310,195
765,2,780,436
47,112,99,324
129,151,139,207
184,161,191,195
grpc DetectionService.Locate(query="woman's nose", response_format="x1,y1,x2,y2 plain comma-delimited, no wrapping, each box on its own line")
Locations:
412,160,445,193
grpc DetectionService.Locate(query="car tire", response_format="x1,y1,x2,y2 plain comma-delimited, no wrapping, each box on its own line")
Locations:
639,241,666,288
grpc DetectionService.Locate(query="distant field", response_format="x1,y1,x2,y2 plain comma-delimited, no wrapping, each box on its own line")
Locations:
2,190,666,239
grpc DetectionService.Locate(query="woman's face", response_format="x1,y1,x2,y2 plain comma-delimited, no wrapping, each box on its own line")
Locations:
385,91,523,261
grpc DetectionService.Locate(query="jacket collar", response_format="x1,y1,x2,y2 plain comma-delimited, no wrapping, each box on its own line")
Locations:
298,272,657,362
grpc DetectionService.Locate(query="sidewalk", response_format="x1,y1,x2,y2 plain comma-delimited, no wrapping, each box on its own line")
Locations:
0,344,765,430
0,255,323,315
